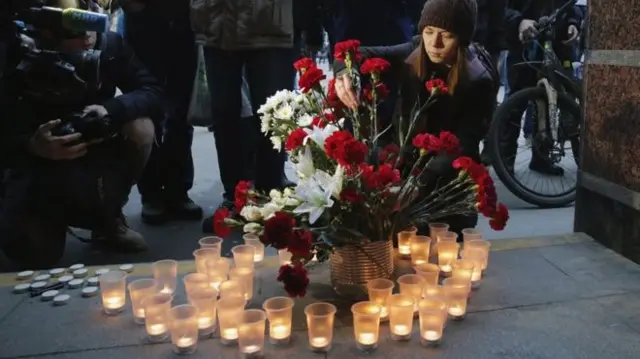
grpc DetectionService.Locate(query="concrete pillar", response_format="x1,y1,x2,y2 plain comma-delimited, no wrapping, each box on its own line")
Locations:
574,1,640,262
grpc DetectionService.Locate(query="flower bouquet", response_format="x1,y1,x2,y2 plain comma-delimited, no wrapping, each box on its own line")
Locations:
213,40,509,298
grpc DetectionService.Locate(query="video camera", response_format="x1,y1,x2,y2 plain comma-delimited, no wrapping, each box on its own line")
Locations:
0,0,116,140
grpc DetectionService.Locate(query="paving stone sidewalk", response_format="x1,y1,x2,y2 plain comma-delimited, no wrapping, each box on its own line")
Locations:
1,233,639,359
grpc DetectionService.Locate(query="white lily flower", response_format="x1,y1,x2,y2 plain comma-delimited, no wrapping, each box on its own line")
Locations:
240,205,263,221
293,176,335,224
243,222,262,234
303,124,339,148
295,145,316,179
312,167,343,199
284,197,300,206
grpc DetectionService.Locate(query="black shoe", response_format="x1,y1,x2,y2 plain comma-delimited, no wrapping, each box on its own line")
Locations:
529,160,564,176
141,200,169,225
92,215,148,253
202,199,234,233
167,195,203,221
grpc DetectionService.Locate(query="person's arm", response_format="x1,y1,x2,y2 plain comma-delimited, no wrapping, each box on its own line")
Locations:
333,35,421,75
504,0,529,44
100,32,164,126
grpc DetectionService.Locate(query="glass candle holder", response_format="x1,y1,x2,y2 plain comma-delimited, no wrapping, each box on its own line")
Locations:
397,274,425,313
153,259,178,295
437,242,459,274
219,279,244,299
428,223,449,239
461,249,484,289
183,273,211,295
238,309,267,359
451,259,475,283
413,263,440,286
397,226,417,258
305,302,337,353
437,231,458,244
169,304,199,355
351,301,381,351
263,297,295,345
99,270,127,315
193,248,220,274
128,278,157,324
278,249,292,265
218,296,247,345
243,234,265,264
142,293,173,342
199,236,223,251
187,287,218,337
205,258,230,290
410,235,431,266
388,294,415,341
465,239,491,272
461,228,482,250
366,278,394,321
232,244,256,270
230,267,254,301
443,278,470,320
422,284,445,299
418,296,448,346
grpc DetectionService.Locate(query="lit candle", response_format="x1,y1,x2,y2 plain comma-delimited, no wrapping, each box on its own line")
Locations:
148,323,167,336
397,274,426,313
160,286,173,295
410,235,431,266
418,297,447,346
243,234,265,264
135,309,145,318
438,242,459,275
366,279,394,321
397,227,417,259
243,345,261,354
443,278,469,321
310,336,329,348
424,330,441,341
169,305,199,355
152,260,178,296
270,324,290,340
128,278,156,324
104,296,124,310
177,337,195,348
198,317,214,329
358,333,376,345
399,244,411,256
238,309,267,359
393,325,411,336
223,328,239,340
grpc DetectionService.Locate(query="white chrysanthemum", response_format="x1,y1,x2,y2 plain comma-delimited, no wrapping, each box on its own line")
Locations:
269,189,282,199
260,202,283,220
243,222,262,234
283,187,295,197
240,205,263,221
296,113,313,127
270,136,283,151
274,104,294,121
260,115,272,133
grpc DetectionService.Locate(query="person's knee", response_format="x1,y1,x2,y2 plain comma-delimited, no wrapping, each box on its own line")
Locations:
121,118,155,148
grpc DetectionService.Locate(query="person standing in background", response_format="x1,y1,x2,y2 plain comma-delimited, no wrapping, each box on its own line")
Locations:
115,0,203,225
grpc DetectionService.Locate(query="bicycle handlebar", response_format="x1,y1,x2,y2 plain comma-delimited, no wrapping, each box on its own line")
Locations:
523,0,577,42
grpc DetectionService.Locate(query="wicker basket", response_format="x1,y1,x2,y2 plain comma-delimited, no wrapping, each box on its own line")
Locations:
329,240,394,300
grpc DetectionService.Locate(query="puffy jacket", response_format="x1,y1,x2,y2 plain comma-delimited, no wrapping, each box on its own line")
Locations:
190,0,294,50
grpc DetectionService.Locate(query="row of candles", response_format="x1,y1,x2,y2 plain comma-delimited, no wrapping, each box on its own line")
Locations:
96,223,490,356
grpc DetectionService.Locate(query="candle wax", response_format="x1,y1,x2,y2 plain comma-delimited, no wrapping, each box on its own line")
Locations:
104,296,124,309
160,286,173,295
270,324,290,339
380,307,389,318
222,328,239,340
253,254,264,262
358,333,376,345
177,337,196,348
198,317,214,329
243,345,261,354
423,330,441,341
310,337,329,347
393,324,411,336
148,323,167,335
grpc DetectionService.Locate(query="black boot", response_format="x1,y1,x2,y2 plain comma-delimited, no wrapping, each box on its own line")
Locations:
141,198,169,225
167,194,203,221
529,159,564,176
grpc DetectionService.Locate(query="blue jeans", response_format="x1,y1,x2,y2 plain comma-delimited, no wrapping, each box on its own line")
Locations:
203,47,294,200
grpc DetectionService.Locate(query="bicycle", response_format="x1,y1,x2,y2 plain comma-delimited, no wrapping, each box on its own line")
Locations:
488,0,582,208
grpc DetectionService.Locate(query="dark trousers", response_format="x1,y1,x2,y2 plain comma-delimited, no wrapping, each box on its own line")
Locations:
124,16,197,202
203,47,294,200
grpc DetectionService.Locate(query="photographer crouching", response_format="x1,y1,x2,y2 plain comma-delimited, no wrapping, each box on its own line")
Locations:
0,0,164,268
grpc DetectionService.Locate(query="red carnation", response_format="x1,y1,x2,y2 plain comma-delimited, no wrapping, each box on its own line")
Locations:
234,180,252,211
334,39,362,62
412,133,442,153
452,156,474,170
326,78,345,111
340,187,364,203
439,131,460,156
213,208,231,237
298,66,326,93
293,57,316,72
334,138,368,166
285,128,308,151
360,58,391,76
426,78,449,95
362,83,390,102
324,130,354,158
489,203,509,230
277,262,310,298
262,212,296,250
287,229,313,258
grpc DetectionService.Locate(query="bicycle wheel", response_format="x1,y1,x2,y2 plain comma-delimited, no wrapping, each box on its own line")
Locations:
489,86,582,208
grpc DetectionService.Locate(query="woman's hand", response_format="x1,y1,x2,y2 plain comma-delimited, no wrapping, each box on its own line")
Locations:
334,73,359,111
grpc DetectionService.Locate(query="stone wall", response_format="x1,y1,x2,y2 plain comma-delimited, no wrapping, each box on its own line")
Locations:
574,0,640,263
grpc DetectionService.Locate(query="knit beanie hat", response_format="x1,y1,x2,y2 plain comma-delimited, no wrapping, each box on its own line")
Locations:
418,0,478,45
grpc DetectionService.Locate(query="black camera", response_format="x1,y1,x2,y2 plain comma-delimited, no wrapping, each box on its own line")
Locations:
53,111,117,141
1,0,115,139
